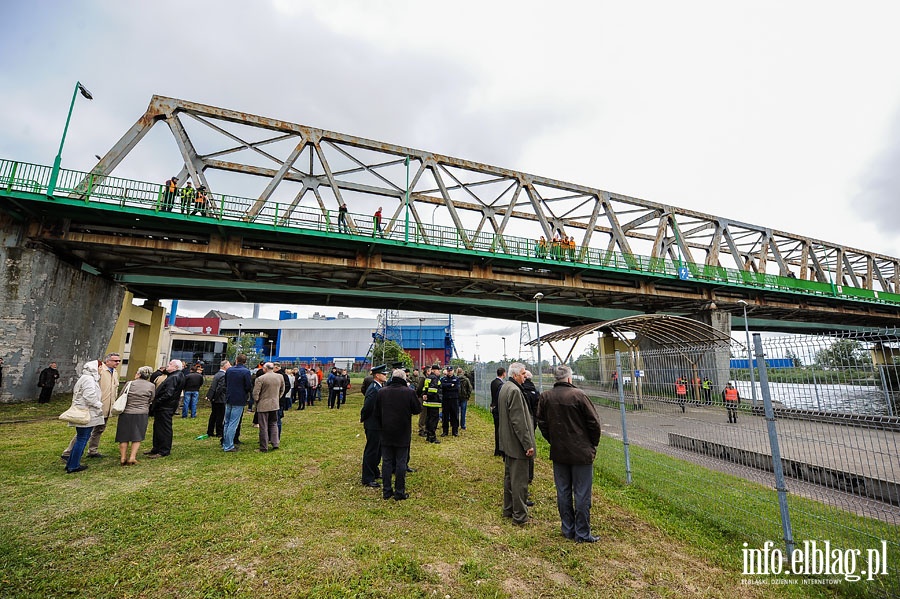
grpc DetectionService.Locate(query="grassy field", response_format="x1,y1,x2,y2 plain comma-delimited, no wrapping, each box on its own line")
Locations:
0,387,891,598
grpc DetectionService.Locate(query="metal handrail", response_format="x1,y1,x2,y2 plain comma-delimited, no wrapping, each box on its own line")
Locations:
2,157,899,306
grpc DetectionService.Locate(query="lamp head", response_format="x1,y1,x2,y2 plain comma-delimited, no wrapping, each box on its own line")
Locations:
533,292,544,301
737,299,748,306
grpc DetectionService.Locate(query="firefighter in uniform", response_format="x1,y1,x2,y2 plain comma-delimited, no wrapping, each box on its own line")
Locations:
422,364,442,443
723,382,740,423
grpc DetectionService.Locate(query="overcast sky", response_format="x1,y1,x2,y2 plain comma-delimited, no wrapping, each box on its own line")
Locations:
4,1,900,362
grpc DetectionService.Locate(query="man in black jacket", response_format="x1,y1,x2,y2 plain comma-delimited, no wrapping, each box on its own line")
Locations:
536,364,603,543
374,369,422,500
439,367,460,437
206,360,230,437
146,360,186,458
37,362,60,403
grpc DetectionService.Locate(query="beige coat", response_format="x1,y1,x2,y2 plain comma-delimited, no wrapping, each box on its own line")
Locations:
98,364,119,418
252,371,285,413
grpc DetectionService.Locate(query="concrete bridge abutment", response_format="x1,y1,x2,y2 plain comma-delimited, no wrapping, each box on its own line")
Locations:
0,215,125,402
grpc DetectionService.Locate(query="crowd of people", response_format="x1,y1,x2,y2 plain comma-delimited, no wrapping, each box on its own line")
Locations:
55,352,610,546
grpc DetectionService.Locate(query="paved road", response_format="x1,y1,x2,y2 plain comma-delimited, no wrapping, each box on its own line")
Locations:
592,395,900,524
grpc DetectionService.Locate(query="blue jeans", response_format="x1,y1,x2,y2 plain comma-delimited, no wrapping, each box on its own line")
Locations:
222,404,245,451
459,400,469,429
553,462,594,541
66,426,93,471
182,391,199,418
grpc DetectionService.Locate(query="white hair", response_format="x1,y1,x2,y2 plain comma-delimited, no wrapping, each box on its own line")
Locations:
392,368,406,380
264,362,275,370
508,362,526,378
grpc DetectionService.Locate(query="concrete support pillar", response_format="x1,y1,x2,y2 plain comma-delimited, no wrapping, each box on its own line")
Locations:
1,214,125,402
126,300,166,380
106,291,134,358
690,306,733,391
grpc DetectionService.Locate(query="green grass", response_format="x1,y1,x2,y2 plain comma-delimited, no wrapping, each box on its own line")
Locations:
0,392,895,598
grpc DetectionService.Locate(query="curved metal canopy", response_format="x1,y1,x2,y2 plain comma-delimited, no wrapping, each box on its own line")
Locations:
528,314,734,350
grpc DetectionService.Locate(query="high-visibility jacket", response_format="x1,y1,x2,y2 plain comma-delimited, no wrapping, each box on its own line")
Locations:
702,379,711,390
675,380,687,396
182,185,196,202
724,387,739,403
423,374,441,408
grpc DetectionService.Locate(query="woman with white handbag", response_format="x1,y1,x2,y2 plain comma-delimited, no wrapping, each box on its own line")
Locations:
61,361,103,474
114,366,156,466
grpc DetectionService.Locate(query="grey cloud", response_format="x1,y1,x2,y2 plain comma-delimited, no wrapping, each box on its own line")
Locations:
856,107,900,235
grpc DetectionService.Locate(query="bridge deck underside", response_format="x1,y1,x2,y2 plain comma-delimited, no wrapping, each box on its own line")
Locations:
12,197,900,331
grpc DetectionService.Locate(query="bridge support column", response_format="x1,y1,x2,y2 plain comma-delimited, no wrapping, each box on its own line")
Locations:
690,305,733,391
122,299,166,380
0,214,125,402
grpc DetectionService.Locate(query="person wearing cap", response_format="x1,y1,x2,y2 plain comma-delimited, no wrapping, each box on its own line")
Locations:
439,366,460,437
161,176,178,212
422,364,443,443
360,364,388,487
374,369,421,500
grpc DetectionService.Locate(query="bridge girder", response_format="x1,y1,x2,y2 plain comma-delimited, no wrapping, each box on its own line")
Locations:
80,95,899,295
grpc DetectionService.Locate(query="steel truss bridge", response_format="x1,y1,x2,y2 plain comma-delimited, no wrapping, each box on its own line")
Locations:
1,95,899,330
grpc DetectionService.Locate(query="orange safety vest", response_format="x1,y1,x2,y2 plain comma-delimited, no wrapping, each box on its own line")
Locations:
724,388,739,403
675,382,687,396
167,180,177,193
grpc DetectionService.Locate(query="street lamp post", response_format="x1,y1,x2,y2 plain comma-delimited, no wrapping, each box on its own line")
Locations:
235,323,243,362
737,300,758,407
533,293,544,393
312,345,317,369
419,317,424,368
502,337,507,363
269,339,274,361
48,81,93,197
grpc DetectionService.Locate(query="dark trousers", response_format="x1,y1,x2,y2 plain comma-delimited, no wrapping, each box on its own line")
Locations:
328,388,342,408
382,444,410,497
441,398,459,435
38,386,54,403
425,406,440,441
491,408,502,456
553,462,594,541
207,402,225,436
293,386,307,410
151,410,174,455
726,403,738,422
362,427,381,484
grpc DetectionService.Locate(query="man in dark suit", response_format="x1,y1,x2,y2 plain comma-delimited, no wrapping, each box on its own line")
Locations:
37,362,60,403
360,364,388,487
490,367,506,456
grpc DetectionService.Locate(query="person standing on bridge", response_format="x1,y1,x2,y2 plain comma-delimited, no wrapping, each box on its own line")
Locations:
373,207,384,237
338,203,348,233
190,185,209,217
180,181,196,214
161,176,178,212
723,382,740,423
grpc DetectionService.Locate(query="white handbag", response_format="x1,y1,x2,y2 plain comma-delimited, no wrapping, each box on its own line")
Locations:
111,381,132,416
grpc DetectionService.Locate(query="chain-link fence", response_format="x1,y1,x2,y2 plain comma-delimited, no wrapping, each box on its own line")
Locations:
476,329,899,595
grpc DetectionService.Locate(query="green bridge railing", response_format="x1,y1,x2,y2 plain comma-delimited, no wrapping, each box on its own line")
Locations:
3,158,900,307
